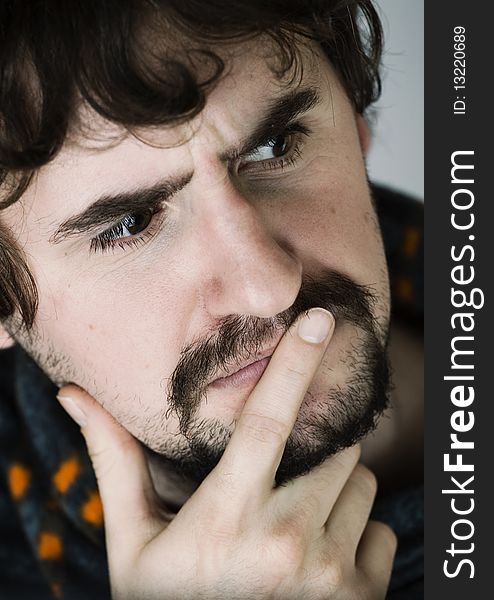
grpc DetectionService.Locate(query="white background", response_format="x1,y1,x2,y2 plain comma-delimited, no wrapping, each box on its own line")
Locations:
367,0,424,200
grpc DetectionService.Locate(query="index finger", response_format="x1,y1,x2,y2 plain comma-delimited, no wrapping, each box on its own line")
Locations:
218,308,335,493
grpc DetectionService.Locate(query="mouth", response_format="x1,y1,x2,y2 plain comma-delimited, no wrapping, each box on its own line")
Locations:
208,347,276,390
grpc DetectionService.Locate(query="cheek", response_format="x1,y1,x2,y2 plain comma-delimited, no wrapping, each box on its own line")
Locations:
32,258,193,409
266,160,390,329
278,174,385,279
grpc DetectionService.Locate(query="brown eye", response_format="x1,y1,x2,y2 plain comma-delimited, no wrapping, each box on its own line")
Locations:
270,133,292,157
241,132,294,164
90,204,165,253
121,209,154,237
236,122,309,175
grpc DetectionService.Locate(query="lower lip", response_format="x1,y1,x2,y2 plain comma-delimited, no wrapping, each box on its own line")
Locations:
210,356,271,390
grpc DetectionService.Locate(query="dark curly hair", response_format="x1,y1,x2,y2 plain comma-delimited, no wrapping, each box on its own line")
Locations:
0,0,383,331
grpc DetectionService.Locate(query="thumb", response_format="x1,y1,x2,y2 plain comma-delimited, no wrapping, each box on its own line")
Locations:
57,384,162,550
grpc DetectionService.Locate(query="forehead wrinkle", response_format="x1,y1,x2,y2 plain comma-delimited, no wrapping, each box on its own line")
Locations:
23,42,334,247
58,41,323,166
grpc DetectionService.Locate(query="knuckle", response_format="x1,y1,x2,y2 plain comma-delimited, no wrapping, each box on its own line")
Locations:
88,432,136,479
376,521,398,550
284,363,309,380
296,492,322,521
370,520,398,550
329,445,361,473
352,576,381,600
87,444,118,480
324,558,346,588
88,426,134,458
238,411,289,446
266,529,306,573
350,464,378,497
266,509,310,572
276,358,316,393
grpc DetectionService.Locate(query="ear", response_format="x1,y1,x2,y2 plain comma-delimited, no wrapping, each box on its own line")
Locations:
356,114,371,158
0,324,15,350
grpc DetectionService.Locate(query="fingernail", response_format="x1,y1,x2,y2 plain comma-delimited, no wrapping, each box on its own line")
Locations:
57,395,87,428
297,308,334,344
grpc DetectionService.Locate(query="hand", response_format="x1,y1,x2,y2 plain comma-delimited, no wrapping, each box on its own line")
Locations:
57,308,396,600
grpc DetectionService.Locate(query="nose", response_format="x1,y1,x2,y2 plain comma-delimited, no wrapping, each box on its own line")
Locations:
196,180,302,319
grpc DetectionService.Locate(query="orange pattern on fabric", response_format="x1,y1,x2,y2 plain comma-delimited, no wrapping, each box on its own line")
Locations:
53,457,80,494
402,226,420,258
396,276,413,301
8,463,31,500
38,532,63,560
81,490,104,526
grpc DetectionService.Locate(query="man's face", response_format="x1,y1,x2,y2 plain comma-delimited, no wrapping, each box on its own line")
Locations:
3,41,390,485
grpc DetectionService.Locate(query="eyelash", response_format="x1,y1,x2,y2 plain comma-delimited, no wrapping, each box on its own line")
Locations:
89,205,165,254
90,122,310,254
237,122,309,174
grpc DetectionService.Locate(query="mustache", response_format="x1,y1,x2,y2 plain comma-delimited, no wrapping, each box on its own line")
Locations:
166,270,378,432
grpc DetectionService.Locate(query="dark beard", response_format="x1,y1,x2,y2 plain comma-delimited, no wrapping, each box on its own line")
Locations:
145,270,391,487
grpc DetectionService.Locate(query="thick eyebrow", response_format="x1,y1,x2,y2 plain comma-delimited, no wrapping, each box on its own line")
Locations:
51,86,320,244
220,86,321,162
51,173,193,244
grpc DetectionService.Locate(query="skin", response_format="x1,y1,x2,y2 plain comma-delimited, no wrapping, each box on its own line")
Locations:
59,310,398,599
3,42,389,424
0,38,423,595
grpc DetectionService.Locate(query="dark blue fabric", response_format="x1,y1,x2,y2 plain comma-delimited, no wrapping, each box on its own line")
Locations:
373,486,424,599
